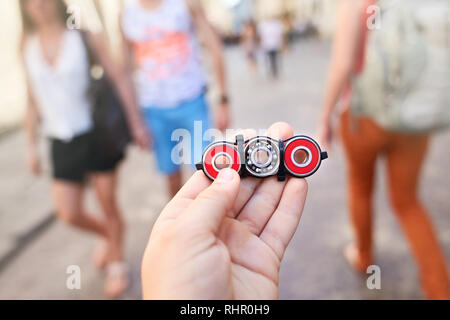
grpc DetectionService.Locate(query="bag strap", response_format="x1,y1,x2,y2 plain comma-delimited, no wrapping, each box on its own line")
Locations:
349,0,375,132
355,0,375,75
79,31,96,69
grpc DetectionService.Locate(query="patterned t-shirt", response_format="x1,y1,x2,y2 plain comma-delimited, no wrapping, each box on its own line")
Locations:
122,0,206,108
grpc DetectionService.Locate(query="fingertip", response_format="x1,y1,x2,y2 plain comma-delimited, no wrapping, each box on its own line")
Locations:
267,122,294,140
285,177,308,202
173,170,212,200
296,178,308,196
211,169,241,205
215,168,240,184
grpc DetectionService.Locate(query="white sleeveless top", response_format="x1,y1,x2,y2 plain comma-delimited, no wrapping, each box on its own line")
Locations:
122,0,206,108
24,30,92,142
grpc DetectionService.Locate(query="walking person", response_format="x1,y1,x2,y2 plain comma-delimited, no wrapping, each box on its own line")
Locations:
258,16,285,79
317,0,450,299
20,0,149,298
241,19,258,73
121,0,231,199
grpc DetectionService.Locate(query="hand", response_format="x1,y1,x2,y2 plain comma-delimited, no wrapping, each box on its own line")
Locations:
131,120,152,150
27,150,41,176
317,117,333,152
215,102,231,132
141,122,308,299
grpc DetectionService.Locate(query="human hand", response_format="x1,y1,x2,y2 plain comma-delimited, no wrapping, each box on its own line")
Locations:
317,117,333,152
27,150,41,176
131,120,152,150
141,122,308,300
215,102,231,132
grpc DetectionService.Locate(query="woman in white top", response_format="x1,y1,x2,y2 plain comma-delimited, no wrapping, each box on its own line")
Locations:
20,0,149,298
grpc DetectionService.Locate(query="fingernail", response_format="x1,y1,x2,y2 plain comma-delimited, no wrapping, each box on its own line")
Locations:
216,168,235,183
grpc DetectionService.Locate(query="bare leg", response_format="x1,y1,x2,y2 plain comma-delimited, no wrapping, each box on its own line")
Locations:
247,54,258,73
92,170,129,298
167,170,183,199
52,180,108,238
92,171,124,263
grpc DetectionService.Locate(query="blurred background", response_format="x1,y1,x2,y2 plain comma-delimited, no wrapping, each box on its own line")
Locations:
0,0,449,299
0,0,339,130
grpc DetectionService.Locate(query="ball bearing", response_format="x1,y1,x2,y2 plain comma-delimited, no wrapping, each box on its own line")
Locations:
244,137,280,178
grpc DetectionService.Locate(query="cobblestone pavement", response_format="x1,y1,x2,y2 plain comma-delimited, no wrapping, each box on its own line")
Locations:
0,39,449,299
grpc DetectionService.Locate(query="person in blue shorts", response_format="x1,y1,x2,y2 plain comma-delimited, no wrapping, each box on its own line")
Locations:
121,0,231,197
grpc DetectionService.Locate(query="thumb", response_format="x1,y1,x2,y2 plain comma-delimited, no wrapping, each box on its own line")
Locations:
182,168,240,234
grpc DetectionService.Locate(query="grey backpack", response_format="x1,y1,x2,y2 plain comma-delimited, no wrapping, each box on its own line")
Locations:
351,0,450,133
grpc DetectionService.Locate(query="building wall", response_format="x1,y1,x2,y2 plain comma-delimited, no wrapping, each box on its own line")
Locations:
0,1,26,129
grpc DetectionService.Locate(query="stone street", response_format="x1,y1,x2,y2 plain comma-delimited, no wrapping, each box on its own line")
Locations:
0,39,449,299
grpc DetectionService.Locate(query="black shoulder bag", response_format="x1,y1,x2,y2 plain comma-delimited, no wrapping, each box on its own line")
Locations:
80,31,131,159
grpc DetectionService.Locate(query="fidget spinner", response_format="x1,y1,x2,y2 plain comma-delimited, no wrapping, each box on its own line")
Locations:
196,135,328,181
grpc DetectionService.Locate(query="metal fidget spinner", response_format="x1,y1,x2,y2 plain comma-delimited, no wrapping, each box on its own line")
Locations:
196,135,328,181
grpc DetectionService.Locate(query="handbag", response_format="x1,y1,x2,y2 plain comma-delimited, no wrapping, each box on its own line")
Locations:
80,31,131,158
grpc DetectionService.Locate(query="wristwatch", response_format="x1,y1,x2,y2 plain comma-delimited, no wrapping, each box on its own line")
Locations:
219,94,230,105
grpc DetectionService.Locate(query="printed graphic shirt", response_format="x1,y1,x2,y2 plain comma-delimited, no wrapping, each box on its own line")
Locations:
122,0,206,108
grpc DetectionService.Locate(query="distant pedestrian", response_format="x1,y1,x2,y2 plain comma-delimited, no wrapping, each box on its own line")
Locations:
241,19,259,73
258,17,285,79
20,0,149,298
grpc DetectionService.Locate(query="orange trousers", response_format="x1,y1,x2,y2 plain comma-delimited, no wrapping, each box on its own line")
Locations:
340,110,450,300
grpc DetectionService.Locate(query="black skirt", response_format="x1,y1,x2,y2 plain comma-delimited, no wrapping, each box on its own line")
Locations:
50,131,124,183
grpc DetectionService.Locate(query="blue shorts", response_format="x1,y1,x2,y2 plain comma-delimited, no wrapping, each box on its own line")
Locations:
143,94,213,175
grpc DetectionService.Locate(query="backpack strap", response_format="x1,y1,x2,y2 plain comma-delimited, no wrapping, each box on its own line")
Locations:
349,0,375,132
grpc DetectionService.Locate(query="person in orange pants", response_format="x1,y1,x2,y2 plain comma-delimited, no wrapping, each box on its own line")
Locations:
339,110,449,299
317,0,449,299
